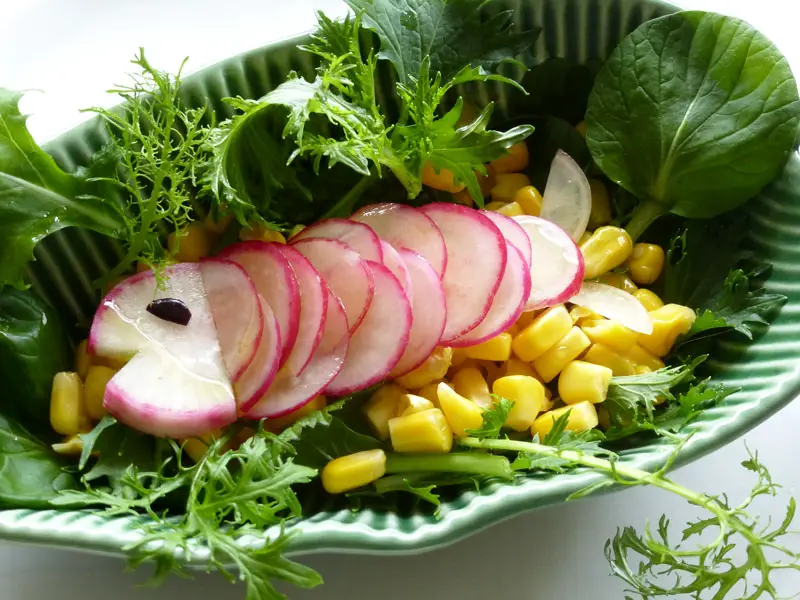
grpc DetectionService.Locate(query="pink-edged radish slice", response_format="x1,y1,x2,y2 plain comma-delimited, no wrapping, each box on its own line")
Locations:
449,244,531,347
293,238,374,334
273,245,328,376
540,150,592,242
325,261,412,396
201,259,263,381
388,249,447,378
245,287,349,419
352,203,447,278
569,282,654,335
419,203,507,343
290,218,383,262
218,241,300,362
514,215,585,310
234,296,283,411
89,264,237,438
380,240,412,295
481,210,532,268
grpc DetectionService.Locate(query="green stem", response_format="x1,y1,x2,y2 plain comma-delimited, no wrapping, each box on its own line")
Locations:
384,452,514,481
625,199,667,242
321,173,379,219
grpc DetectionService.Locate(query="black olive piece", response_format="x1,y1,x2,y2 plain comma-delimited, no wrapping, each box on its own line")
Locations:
146,298,192,326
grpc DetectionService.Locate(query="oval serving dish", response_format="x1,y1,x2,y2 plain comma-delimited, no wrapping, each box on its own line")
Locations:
3,0,800,566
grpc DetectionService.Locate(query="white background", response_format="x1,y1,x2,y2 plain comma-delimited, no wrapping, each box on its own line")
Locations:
2,1,799,598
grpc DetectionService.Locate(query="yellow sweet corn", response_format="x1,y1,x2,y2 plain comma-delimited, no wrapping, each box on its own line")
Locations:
74,339,92,379
638,304,697,357
569,305,602,326
513,185,543,216
502,358,537,379
452,367,492,410
494,201,524,218
168,223,212,262
416,382,442,406
450,348,471,368
478,165,498,197
464,333,512,362
452,189,474,207
395,347,453,389
579,226,633,279
598,272,638,293
485,201,507,211
437,382,484,437
422,162,465,193
625,344,665,372
505,323,520,337
288,224,306,240
267,395,326,431
492,375,546,431
50,372,87,436
204,209,234,234
239,225,287,244
575,121,587,137
491,173,532,204
587,179,612,229
84,365,116,421
511,305,572,362
558,360,613,405
490,141,529,174
398,394,435,416
597,405,611,430
579,231,592,245
364,384,406,440
580,319,638,353
583,343,636,376
481,360,505,387
515,310,539,330
532,401,599,439
532,327,591,383
389,409,453,453
322,449,387,494
52,435,84,456
633,289,664,312
628,243,665,285
182,431,221,463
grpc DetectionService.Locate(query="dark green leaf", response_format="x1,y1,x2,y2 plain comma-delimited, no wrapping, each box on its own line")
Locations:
77,415,157,485
289,415,381,470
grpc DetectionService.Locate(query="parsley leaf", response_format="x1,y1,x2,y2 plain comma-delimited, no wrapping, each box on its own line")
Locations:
465,396,514,439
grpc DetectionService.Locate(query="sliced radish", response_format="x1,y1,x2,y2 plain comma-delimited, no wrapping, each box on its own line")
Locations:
293,238,373,333
380,240,412,295
481,210,532,268
514,215,585,310
540,150,592,242
245,287,349,419
218,241,300,362
569,282,654,335
234,296,283,411
388,250,447,378
419,203,507,343
352,203,447,278
272,245,328,376
325,261,412,396
201,259,263,381
290,218,383,262
450,244,531,347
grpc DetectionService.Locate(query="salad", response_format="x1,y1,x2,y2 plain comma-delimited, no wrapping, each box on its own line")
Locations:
2,1,800,598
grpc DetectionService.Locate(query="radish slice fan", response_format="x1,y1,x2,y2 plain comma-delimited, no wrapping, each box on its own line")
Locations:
540,150,592,242
569,282,654,335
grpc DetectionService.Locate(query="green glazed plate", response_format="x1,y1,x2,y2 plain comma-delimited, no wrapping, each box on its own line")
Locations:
3,0,800,566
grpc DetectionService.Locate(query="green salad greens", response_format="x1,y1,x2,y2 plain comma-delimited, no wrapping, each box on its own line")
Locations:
1,3,800,600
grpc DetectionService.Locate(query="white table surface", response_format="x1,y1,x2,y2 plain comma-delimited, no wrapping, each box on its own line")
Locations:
2,1,800,598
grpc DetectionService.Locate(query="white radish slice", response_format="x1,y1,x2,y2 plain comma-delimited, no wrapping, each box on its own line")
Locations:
218,241,300,363
569,282,654,335
388,250,447,378
514,215,585,310
201,259,263,381
419,203,507,343
234,296,283,411
540,150,592,242
380,240,412,295
272,245,328,376
245,287,349,419
293,238,375,334
481,210,533,268
449,245,531,347
352,203,448,278
325,261,412,396
290,218,383,262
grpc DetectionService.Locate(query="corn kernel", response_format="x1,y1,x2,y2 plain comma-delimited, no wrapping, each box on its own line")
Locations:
322,449,387,494
389,409,453,453
513,185,543,216
491,173,532,204
512,305,572,362
583,343,636,376
50,372,86,436
395,347,453,389
503,358,537,379
575,121,587,137
505,323,520,337
288,224,306,240
569,305,602,326
464,333,512,362
481,360,504,387
239,225,287,244
638,304,696,356
580,226,633,279
628,243,666,285
597,405,611,430
492,375,546,431
52,435,84,456
437,382,484,437
267,395,326,431
84,365,116,421
74,339,92,379
182,430,222,463
493,201,524,218
449,348,471,369
204,209,234,234
533,327,591,382
422,162,465,193
532,401,599,439
542,390,555,410
625,344,665,371
478,165,498,197
588,179,612,229
452,189,474,207
515,310,539,330
579,231,592,245
633,289,664,312
490,142,529,174
168,223,212,262
364,384,406,440
580,319,638,354
598,272,638,293
485,201,507,211
452,367,492,410
416,382,442,406
398,394,435,416
558,360,613,405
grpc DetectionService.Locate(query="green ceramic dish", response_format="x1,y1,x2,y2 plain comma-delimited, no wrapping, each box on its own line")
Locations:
3,0,800,566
